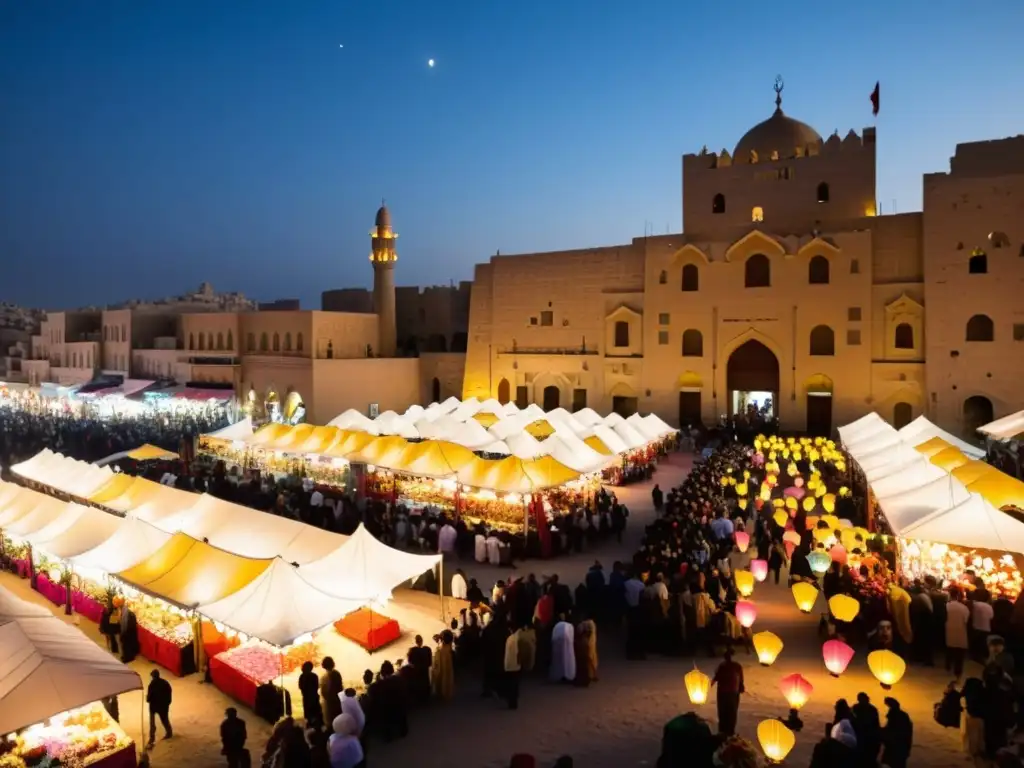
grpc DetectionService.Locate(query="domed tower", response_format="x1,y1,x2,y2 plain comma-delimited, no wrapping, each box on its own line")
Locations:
370,200,397,357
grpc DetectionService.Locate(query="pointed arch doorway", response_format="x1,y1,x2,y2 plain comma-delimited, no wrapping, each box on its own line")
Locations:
726,339,780,419
805,374,833,437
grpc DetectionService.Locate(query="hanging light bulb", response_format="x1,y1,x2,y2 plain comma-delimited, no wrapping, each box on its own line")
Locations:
791,582,819,613
750,559,769,582
734,531,750,553
757,719,796,764
752,631,783,666
867,649,906,690
828,594,860,623
823,639,855,677
735,600,758,628
684,667,711,705
807,550,831,577
735,569,755,598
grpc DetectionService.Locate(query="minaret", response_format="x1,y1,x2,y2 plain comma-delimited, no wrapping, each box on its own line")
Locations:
370,200,398,357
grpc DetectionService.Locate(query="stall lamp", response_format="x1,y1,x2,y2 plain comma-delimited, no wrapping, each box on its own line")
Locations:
734,570,755,598
750,559,768,582
828,594,860,623
684,667,711,705
791,582,819,613
867,649,906,690
807,550,831,577
734,531,750,553
752,631,783,666
822,639,855,677
757,719,796,764
735,600,758,629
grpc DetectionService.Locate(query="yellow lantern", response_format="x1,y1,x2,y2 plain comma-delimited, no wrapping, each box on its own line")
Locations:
828,593,860,623
835,460,846,472
757,719,796,764
839,485,850,497
743,469,751,480
792,450,803,462
735,482,748,496
720,476,730,487
782,448,791,459
815,482,827,498
735,569,755,598
772,497,785,508
802,496,816,513
785,496,797,511
684,667,711,704
867,649,906,690
821,514,840,529
760,485,772,502
773,509,788,527
812,528,834,546
791,582,819,613
752,631,783,666
768,451,777,461
738,498,748,510
786,461,798,476
822,493,836,513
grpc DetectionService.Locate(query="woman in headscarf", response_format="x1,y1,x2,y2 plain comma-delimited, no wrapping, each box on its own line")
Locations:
431,629,455,701
328,713,364,768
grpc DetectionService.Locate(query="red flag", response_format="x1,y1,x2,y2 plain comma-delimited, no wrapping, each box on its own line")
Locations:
870,81,880,116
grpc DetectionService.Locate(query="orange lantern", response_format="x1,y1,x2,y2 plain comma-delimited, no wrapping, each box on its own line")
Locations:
791,582,819,613
822,493,836,513
779,673,813,710
735,600,758,628
867,649,906,689
734,569,755,598
757,720,796,764
752,631,783,666
734,531,750,553
684,667,711,705
750,559,768,582
823,639,855,677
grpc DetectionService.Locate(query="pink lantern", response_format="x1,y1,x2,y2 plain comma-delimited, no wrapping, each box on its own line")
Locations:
784,541,796,559
822,639,855,677
750,559,768,582
779,673,814,710
735,600,758,628
830,544,848,565
782,530,801,547
734,531,750,553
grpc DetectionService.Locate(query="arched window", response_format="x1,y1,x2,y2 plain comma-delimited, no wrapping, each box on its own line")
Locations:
894,323,914,350
104,327,109,341
198,333,205,351
260,332,269,351
808,255,830,284
809,325,835,356
542,385,560,411
189,333,194,351
121,325,127,342
246,333,255,352
614,321,629,347
658,270,667,284
431,377,441,402
751,206,764,222
682,329,703,357
893,402,913,429
969,249,987,274
712,193,726,214
272,332,280,352
497,378,511,405
296,332,304,352
207,333,214,350
963,396,994,436
226,330,233,350
681,264,699,292
216,332,224,350
816,182,830,203
965,314,994,342
744,254,771,288
284,332,292,351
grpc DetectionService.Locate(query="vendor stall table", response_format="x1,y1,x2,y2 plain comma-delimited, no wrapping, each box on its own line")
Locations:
73,589,106,623
137,625,196,677
209,654,258,709
90,743,139,768
35,571,68,608
334,608,401,651
11,556,31,578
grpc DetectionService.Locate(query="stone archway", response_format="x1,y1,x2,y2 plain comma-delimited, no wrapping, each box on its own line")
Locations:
726,339,780,418
963,395,994,438
542,385,560,411
497,378,511,405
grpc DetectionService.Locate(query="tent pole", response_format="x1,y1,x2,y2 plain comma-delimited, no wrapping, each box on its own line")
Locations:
438,559,445,623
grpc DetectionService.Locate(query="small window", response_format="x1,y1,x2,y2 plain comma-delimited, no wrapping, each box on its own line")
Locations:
850,259,860,274
744,254,771,288
808,255,830,284
752,206,764,223
227,330,233,350
894,323,914,350
614,321,630,347
260,332,268,351
658,313,670,325
847,307,862,322
529,317,538,326
1013,324,1024,341
247,333,255,352
515,385,529,408
216,332,224,350
846,329,862,346
712,193,726,214
296,332,304,352
272,332,280,352
682,329,703,357
658,270,667,284
540,311,553,326
284,332,292,351
189,333,195,351
198,334,205,351
816,182,830,203
658,330,669,345
572,388,587,412
969,249,987,274
966,314,994,342
681,264,699,292
810,325,835,356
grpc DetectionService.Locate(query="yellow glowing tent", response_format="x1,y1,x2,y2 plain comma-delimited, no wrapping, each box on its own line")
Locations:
247,423,292,447
525,419,556,439
966,472,1024,511
297,426,342,454
267,423,317,451
392,440,477,478
325,430,378,459
952,460,997,486
93,476,166,512
913,436,953,458
583,435,613,456
457,455,581,493
472,412,500,428
126,444,179,461
347,435,410,467
929,446,970,472
115,532,272,609
88,474,135,505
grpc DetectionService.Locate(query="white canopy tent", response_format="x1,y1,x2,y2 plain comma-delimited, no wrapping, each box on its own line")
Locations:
878,474,972,535
503,431,548,460
24,504,124,561
544,433,609,473
371,411,420,439
478,439,511,456
869,459,949,499
572,407,605,428
0,486,62,530
443,419,494,450
611,421,648,451
12,452,115,499
837,412,888,445
627,413,662,442
583,424,629,455
435,396,463,415
643,413,677,437
603,412,626,428
0,588,142,735
327,409,380,433
2,497,75,542
413,414,461,441
979,410,1024,441
900,494,1024,554
488,413,535,441
898,416,985,459
207,417,254,442
68,517,172,576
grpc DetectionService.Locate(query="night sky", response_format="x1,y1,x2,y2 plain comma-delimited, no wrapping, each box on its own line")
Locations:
3,1,1023,310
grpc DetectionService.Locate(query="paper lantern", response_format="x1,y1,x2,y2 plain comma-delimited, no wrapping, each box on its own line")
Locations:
867,649,906,689
838,486,850,497
812,528,834,546
791,582,819,613
684,667,711,704
735,569,755,598
805,515,819,530
779,673,813,710
785,496,798,511
752,631,783,666
750,559,768,582
773,509,788,527
757,720,796,764
735,482,748,496
743,469,751,480
734,530,750,553
760,485,772,502
821,514,840,529
766,473,778,486
830,544,848,565
772,497,785,508
738,498,748,510
720,476,730,487
786,461,798,477
802,496,816,512
822,639,855,676
784,540,796,559
807,550,831,577
828,593,860,623
782,530,801,548
735,600,758,628
822,493,836,513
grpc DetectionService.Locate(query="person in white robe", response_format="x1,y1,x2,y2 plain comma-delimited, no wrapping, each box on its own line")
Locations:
438,522,457,554
451,569,468,600
549,619,576,683
475,533,488,563
486,534,501,565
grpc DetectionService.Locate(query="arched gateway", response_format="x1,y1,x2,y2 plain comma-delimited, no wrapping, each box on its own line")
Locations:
726,340,780,419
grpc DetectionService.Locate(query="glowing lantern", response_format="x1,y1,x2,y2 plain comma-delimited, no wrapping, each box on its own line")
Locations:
738,498,748,510
757,720,796,765
793,450,803,462
828,593,860,623
735,600,758,628
786,461,798,477
734,531,750,553
768,451,777,461
835,460,846,472
684,667,711,705
720,476,730,487
766,473,778,487
750,559,768,582
822,639,855,676
735,482,748,497
752,631,784,666
830,544,848,565
760,485,772,502
779,673,813,710
784,541,796,559
821,514,840,529
867,649,906,689
812,528,834,546
785,496,798,511
838,486,850,497
791,582,819,613
782,530,801,548
773,509,788,527
801,496,816,513
805,515,819,530
822,493,836,513
735,570,755,598
807,550,831,577
743,469,751,480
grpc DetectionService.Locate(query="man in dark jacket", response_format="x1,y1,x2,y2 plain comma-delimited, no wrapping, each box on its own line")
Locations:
881,697,913,768
220,707,247,768
851,692,881,765
146,670,173,745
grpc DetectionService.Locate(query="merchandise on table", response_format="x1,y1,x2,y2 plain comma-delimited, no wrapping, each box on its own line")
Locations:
0,702,136,768
131,599,193,647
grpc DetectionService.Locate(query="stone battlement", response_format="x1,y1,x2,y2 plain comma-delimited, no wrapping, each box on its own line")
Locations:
684,126,876,170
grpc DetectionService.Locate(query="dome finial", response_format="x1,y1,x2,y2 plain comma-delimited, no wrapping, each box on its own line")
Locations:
774,75,784,112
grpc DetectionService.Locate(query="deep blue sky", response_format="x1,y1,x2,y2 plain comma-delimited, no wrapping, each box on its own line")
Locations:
3,1,1023,310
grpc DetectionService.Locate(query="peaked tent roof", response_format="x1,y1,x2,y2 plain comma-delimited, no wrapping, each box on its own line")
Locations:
0,588,142,735
878,474,972,534
837,412,887,444
898,415,985,459
2,496,74,540
205,417,254,442
25,503,124,560
900,493,1024,554
126,444,179,461
456,454,581,493
68,516,172,575
979,410,1024,441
